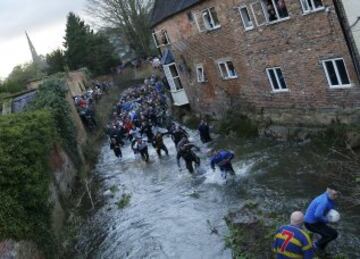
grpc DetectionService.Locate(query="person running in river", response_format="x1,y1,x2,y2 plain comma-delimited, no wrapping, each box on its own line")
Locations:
210,150,235,179
177,141,200,174
110,124,125,145
110,138,122,158
129,125,141,141
152,131,169,157
170,124,189,147
304,185,339,252
131,137,149,162
198,120,212,143
141,121,154,142
273,211,314,258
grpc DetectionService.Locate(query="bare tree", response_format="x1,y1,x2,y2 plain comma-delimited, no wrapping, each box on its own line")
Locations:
86,0,155,57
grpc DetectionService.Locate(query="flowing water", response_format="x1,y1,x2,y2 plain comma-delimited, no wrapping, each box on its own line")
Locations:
72,128,360,258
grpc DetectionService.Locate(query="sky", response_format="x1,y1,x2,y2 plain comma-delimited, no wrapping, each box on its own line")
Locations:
0,0,88,79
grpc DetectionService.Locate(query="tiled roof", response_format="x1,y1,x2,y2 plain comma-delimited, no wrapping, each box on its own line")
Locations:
150,0,201,27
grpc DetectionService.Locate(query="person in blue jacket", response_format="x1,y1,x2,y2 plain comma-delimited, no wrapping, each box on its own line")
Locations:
210,150,235,179
304,185,339,251
273,211,314,258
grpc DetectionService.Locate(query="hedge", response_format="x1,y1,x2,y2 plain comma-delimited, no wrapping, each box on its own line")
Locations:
0,111,56,254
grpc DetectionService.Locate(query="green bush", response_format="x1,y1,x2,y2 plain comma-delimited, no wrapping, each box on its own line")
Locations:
216,111,258,138
0,63,45,94
0,74,82,256
27,75,80,165
116,194,131,209
0,111,56,255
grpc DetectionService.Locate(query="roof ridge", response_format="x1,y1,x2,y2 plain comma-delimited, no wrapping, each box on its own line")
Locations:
150,0,201,27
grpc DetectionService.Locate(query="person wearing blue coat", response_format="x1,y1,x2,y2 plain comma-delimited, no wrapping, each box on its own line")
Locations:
210,150,235,179
304,185,339,251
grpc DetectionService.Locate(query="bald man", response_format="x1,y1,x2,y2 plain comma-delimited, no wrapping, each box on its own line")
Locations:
273,211,314,258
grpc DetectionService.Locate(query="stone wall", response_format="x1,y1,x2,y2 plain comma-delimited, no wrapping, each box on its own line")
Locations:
154,0,360,125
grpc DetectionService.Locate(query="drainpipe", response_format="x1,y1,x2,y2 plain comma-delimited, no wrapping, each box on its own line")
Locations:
332,0,360,82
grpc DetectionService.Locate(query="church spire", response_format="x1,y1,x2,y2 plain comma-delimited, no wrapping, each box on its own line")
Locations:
25,31,41,65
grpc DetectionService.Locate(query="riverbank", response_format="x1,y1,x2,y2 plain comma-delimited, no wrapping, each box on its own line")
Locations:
175,108,360,258
60,66,156,257
209,128,360,258
65,66,359,258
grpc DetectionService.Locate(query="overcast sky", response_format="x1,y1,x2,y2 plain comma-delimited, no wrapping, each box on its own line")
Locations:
0,0,88,79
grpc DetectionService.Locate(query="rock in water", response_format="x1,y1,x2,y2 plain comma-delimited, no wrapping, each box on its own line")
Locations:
103,190,112,197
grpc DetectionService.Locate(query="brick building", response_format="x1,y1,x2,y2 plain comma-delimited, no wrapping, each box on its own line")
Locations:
151,0,360,125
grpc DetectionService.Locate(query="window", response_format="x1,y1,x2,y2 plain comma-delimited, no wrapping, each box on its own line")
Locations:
266,67,288,92
168,64,183,90
200,7,221,31
196,64,206,83
239,6,254,30
251,2,267,26
251,0,289,24
322,58,351,88
152,29,170,48
300,0,324,13
217,60,238,79
264,0,289,22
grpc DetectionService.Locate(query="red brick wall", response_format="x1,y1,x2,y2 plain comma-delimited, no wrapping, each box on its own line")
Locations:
154,0,360,119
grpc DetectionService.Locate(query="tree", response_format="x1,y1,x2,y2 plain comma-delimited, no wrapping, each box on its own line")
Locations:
64,12,119,75
0,63,45,93
87,31,119,75
86,0,155,57
45,49,67,74
64,12,91,70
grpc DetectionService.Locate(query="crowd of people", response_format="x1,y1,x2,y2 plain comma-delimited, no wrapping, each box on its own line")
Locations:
74,80,113,129
104,75,236,179
92,75,341,259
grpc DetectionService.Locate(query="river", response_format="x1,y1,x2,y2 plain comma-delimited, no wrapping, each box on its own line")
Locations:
72,128,360,258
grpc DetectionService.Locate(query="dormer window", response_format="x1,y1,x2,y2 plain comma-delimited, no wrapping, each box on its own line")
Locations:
152,29,170,48
202,7,221,30
194,7,221,32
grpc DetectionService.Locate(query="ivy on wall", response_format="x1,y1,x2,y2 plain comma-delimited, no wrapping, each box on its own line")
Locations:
0,74,81,256
0,111,56,255
27,74,80,165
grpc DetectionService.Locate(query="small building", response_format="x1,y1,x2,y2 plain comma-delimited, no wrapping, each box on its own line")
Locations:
1,89,38,115
151,0,360,125
27,70,88,97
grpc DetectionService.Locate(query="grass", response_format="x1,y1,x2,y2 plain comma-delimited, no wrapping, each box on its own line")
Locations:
215,110,259,139
116,194,131,209
110,185,119,194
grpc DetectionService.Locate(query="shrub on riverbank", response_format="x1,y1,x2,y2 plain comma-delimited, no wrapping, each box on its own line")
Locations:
216,110,259,138
0,111,56,256
27,75,80,165
0,74,82,257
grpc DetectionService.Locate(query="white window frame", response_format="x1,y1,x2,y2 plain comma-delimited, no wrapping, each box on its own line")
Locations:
250,2,267,26
300,0,325,14
201,7,221,31
217,60,238,80
152,29,171,48
239,5,255,31
165,62,184,91
266,67,288,92
252,0,290,25
196,64,206,83
322,58,352,89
